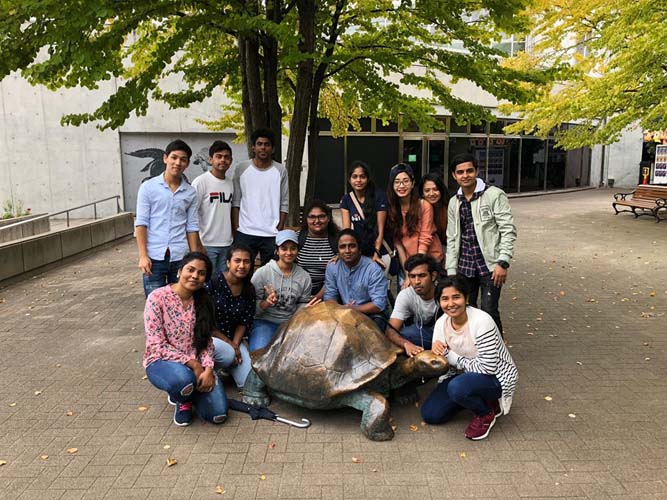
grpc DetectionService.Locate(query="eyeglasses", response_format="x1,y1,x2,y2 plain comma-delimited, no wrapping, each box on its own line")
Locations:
393,178,413,186
307,214,328,221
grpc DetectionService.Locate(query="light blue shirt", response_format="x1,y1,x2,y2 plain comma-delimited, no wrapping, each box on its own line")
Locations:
323,256,388,312
135,174,199,261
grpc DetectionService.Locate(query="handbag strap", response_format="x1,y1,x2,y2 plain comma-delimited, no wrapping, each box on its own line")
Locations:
349,192,393,255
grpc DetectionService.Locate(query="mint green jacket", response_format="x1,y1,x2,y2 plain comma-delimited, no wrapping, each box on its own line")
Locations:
445,182,517,276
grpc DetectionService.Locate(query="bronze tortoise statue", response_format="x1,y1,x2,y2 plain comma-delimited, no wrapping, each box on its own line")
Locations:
242,302,449,441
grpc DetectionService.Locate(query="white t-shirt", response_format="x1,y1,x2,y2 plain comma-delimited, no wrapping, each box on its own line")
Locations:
232,160,289,237
390,286,439,325
191,171,234,247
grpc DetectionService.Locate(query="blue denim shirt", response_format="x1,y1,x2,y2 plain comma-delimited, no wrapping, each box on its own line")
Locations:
323,256,388,312
135,174,199,261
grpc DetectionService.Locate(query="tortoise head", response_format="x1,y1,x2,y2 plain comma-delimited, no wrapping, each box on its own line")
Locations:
399,350,449,378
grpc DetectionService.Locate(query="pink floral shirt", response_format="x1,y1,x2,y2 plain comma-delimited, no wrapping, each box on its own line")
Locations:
143,286,214,369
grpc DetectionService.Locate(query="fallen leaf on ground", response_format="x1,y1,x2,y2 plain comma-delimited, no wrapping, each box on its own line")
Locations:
9,403,16,407
260,474,267,480
351,457,362,463
163,445,171,450
391,425,397,432
645,357,651,361
576,361,583,366
56,364,61,368
409,425,419,432
544,396,553,401
268,442,276,449
527,332,534,336
34,390,42,396
66,448,78,454
166,458,177,467
643,342,650,346
650,290,656,297
421,421,426,427
40,455,49,460
215,485,226,495
559,291,566,296
641,312,654,319
371,468,378,472
138,406,148,412
568,414,576,419
142,375,148,380
0,460,7,466
459,452,466,459
66,411,73,416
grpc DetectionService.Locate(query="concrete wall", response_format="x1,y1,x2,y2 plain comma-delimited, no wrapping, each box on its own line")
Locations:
0,214,50,243
0,213,134,282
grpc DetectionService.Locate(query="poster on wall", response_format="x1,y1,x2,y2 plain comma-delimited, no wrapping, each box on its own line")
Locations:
120,133,248,212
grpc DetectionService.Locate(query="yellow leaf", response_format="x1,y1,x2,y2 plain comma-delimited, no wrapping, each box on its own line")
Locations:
559,290,566,296
409,424,419,432
544,396,553,401
40,455,49,460
66,411,73,416
163,445,171,450
351,457,362,463
260,474,267,480
650,290,656,297
142,375,148,380
391,425,397,432
0,460,7,466
216,485,226,495
568,414,576,419
268,442,276,449
56,364,61,368
9,403,16,407
67,448,78,454
459,452,466,459
138,406,148,412
34,390,42,396
166,458,177,467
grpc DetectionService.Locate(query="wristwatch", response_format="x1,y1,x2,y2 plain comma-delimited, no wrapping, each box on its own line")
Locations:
497,260,510,269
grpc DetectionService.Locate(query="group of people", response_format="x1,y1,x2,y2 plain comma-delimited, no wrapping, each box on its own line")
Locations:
136,127,518,440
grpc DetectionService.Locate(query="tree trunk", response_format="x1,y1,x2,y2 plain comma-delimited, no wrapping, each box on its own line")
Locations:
304,79,323,204
284,0,316,226
264,0,283,161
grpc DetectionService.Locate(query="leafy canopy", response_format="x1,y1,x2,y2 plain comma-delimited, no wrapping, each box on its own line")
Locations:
501,0,667,149
0,0,544,135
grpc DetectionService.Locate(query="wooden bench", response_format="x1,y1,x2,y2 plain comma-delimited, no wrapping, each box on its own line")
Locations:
612,185,667,223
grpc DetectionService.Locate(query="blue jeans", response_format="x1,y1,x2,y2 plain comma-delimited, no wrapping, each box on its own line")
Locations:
421,372,502,424
464,274,503,335
212,337,252,388
145,360,228,423
249,319,280,351
205,245,230,275
143,258,181,298
400,323,434,350
234,231,276,267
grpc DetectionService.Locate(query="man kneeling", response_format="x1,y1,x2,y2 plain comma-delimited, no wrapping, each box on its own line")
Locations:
385,254,440,356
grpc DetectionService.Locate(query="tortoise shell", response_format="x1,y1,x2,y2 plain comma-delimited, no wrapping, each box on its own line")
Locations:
251,302,402,403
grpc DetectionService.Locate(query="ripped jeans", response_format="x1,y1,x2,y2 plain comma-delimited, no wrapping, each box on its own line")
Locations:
145,360,228,423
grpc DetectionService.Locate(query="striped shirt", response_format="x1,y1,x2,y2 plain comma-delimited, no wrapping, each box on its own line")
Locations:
296,234,336,295
433,306,518,414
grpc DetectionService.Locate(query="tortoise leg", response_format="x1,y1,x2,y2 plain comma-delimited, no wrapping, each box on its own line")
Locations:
340,391,394,441
242,369,271,407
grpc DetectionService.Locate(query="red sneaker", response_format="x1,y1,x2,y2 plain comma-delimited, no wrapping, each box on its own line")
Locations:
464,411,496,440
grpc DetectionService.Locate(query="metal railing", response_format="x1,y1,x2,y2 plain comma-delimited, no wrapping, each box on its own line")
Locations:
0,195,122,231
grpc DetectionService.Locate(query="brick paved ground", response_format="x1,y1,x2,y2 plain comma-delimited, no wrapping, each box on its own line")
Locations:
0,189,665,500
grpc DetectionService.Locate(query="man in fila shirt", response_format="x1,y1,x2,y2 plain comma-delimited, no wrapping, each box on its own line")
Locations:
192,140,234,274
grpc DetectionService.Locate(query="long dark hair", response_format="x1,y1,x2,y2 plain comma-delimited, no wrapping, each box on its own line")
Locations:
387,164,420,239
419,172,449,242
300,199,340,238
348,161,378,232
223,243,256,301
179,252,216,355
